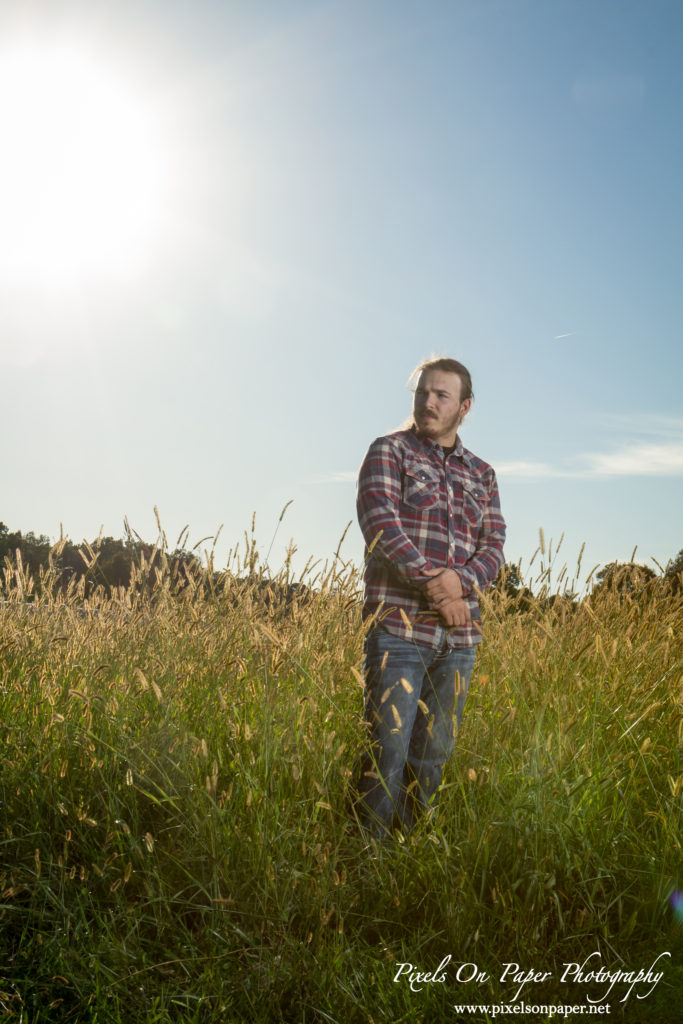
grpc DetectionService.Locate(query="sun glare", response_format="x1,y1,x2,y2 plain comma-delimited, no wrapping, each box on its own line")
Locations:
0,38,170,289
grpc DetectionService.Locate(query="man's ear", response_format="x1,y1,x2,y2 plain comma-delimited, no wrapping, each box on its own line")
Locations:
460,398,472,419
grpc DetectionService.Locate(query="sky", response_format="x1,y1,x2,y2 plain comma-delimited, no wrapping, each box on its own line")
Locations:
2,0,682,592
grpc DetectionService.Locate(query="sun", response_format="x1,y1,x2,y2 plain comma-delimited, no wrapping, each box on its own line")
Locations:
0,38,170,289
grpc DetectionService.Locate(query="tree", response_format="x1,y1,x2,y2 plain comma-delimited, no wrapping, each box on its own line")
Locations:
664,549,683,594
591,561,656,601
492,562,534,612
0,524,51,582
0,521,206,598
494,562,523,595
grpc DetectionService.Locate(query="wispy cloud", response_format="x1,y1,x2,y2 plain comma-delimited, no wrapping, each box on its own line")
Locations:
495,460,559,478
498,437,683,480
584,441,683,476
553,331,578,340
314,471,357,484
320,418,683,484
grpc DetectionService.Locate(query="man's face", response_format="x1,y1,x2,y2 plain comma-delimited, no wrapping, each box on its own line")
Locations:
413,369,471,447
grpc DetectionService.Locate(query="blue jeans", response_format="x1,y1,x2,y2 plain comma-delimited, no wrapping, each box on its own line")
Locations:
356,628,476,836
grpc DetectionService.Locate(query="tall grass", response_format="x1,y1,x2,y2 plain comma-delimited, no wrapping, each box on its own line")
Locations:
0,527,681,1022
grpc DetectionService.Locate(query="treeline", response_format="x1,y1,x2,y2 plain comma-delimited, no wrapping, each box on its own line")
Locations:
0,522,202,596
494,550,683,611
2,520,682,606
0,522,314,612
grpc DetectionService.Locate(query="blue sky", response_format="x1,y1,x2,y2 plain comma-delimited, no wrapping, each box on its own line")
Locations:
2,0,682,590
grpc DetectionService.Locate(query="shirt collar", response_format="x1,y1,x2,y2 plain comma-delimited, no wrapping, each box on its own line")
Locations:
409,425,469,461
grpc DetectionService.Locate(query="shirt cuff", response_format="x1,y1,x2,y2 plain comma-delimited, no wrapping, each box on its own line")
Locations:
457,567,478,595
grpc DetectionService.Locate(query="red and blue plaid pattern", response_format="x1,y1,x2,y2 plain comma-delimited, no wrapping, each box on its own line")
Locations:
357,427,506,648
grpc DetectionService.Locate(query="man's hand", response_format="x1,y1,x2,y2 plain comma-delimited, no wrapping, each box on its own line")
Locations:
437,598,471,628
423,568,463,605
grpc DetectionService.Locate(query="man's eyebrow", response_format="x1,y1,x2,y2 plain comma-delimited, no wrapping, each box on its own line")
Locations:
414,383,454,394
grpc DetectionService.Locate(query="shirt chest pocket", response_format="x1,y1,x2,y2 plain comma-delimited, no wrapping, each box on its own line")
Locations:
462,483,487,529
401,463,440,510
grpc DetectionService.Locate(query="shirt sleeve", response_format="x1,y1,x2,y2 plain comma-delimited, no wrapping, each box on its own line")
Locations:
457,469,506,596
356,437,433,587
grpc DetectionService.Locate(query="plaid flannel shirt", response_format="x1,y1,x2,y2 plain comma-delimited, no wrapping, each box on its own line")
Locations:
357,427,506,648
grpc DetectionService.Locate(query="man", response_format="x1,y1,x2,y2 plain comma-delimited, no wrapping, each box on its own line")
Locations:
355,356,506,837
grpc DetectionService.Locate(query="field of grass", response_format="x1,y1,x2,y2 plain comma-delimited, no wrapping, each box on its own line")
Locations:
0,531,681,1023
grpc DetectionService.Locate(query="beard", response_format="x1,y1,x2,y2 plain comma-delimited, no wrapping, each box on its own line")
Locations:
415,407,464,444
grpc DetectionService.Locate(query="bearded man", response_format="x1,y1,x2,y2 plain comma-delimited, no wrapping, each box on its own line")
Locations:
355,356,506,837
